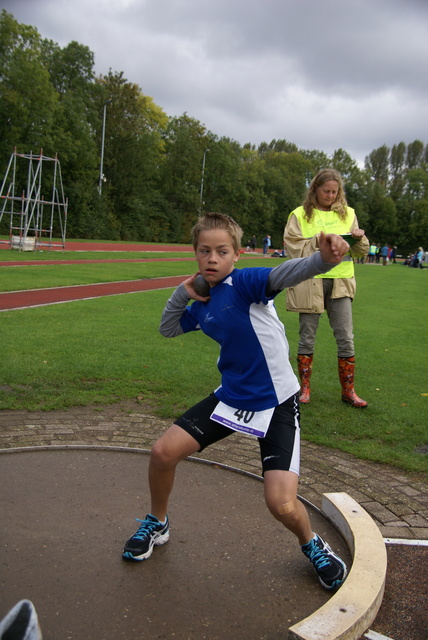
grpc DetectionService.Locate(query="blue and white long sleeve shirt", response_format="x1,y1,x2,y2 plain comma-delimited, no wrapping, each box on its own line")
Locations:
160,253,334,411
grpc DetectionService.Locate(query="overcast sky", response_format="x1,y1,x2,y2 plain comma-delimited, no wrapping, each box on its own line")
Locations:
3,0,428,165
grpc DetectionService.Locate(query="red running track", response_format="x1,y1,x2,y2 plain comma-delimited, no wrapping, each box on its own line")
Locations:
0,241,258,311
0,240,193,253
0,276,189,311
0,257,195,267
0,240,194,310
65,241,193,252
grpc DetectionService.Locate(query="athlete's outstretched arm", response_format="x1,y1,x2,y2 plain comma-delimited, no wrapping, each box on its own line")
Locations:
267,232,349,295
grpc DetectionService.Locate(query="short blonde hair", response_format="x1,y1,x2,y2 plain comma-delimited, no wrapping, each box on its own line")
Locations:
192,212,243,252
303,168,348,221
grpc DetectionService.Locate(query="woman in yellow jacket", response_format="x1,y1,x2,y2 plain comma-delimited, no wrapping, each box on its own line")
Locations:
283,168,369,408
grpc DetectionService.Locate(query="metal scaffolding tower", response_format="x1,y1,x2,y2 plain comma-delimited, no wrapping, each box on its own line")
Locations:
0,149,68,251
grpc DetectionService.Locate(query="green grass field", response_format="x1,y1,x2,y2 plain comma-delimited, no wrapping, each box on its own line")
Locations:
0,249,427,474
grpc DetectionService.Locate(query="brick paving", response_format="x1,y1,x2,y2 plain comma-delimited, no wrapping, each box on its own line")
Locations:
1,400,427,540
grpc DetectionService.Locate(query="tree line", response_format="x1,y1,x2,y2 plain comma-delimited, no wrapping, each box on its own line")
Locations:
1,10,427,254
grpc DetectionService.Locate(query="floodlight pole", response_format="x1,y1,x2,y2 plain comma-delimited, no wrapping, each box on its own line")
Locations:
98,100,109,195
199,148,210,214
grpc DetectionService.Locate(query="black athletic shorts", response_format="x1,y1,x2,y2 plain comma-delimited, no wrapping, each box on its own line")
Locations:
174,392,301,475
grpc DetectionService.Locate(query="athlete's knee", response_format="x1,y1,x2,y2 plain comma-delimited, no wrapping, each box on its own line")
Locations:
277,500,296,516
266,497,298,523
150,438,176,468
151,425,198,468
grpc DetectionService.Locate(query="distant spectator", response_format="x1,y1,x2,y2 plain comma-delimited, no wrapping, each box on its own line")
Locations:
263,234,271,256
381,244,389,266
250,235,257,252
414,247,425,269
375,243,381,263
390,246,397,263
368,242,377,263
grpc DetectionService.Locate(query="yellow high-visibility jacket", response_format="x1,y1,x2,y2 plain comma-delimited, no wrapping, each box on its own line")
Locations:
283,206,369,313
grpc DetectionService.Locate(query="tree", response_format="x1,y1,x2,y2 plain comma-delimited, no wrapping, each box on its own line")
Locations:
406,140,425,170
41,39,100,236
396,168,428,252
331,148,360,183
389,142,406,201
365,145,390,186
160,113,209,241
300,149,330,176
201,135,245,218
96,70,168,240
43,40,95,95
408,199,428,249
0,11,59,168
330,148,369,227
1,11,427,248
262,150,310,247
366,181,398,242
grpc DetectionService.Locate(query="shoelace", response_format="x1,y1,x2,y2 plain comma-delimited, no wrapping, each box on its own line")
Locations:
305,542,331,569
132,518,159,540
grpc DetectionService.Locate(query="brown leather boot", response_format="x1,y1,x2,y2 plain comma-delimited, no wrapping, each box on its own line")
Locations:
338,356,368,408
297,354,313,404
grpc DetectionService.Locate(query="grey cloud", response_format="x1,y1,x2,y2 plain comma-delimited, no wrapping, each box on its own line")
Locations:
1,0,427,163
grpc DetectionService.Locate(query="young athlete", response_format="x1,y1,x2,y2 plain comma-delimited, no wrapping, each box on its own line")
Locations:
123,212,349,590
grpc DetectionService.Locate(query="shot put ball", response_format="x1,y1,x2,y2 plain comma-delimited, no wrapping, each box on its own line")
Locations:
194,274,210,297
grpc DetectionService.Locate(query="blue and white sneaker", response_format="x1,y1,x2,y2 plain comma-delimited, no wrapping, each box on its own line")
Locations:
0,600,42,640
122,514,170,561
301,533,348,589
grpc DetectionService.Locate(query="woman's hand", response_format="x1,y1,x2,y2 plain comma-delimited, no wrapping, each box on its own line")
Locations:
319,231,350,263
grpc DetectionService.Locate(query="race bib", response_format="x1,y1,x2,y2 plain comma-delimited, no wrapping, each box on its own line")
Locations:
210,401,275,438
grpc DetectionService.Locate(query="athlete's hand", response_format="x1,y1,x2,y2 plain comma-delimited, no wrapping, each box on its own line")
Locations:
319,231,350,263
182,273,211,302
